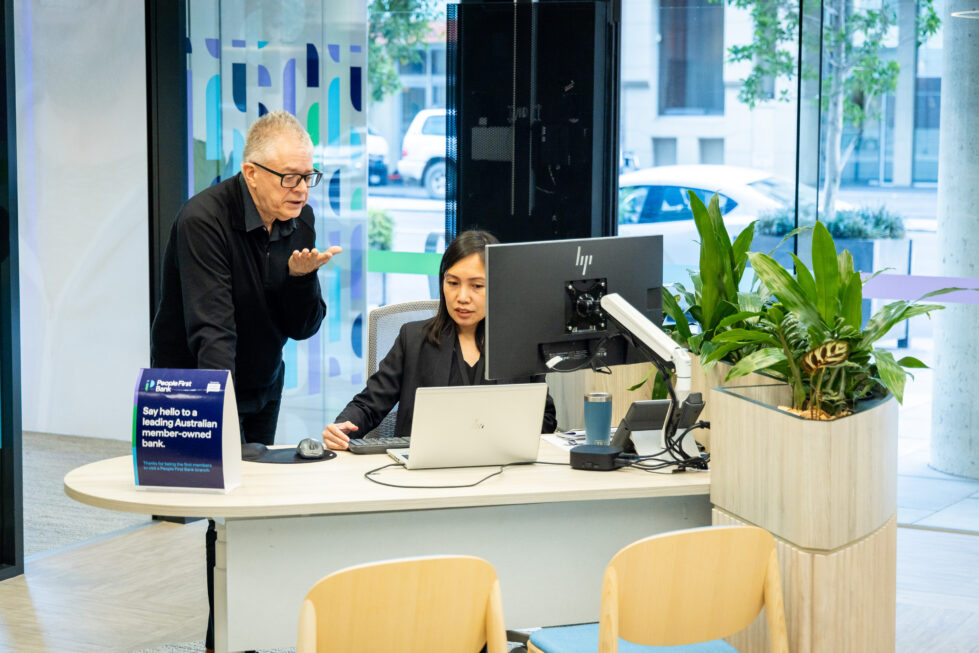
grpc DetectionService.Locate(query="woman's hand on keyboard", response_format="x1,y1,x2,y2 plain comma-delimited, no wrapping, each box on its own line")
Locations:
322,421,359,450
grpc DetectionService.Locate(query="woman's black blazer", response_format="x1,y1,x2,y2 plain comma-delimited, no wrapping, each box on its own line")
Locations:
335,319,557,437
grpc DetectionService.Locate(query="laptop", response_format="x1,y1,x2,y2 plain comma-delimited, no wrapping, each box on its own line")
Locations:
387,383,548,469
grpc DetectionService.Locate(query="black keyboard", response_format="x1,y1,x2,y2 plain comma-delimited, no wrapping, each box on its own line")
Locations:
347,437,411,455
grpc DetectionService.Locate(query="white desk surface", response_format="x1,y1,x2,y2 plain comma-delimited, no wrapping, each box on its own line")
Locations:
64,439,709,519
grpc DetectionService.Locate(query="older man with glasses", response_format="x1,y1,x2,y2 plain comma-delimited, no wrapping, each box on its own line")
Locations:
150,110,340,652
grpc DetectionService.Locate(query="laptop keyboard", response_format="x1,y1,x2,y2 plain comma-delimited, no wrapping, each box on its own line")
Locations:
347,437,411,455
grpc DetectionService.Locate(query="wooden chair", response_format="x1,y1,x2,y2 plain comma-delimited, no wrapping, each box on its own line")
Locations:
297,555,507,653
528,526,788,653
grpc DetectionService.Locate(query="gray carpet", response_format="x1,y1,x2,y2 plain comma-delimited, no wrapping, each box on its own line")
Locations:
23,430,151,558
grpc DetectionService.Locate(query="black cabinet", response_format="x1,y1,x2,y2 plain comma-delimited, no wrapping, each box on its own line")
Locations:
447,0,621,242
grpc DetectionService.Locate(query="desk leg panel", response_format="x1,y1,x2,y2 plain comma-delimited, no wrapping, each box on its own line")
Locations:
218,495,710,651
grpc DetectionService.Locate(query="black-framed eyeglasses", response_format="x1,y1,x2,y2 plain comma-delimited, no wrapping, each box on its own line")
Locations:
250,161,323,188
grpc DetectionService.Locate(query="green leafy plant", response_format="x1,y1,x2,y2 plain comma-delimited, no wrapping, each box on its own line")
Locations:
827,206,906,239
754,207,797,238
727,0,939,223
632,192,762,397
368,208,395,251
368,0,442,104
660,193,759,359
712,221,951,418
757,205,905,240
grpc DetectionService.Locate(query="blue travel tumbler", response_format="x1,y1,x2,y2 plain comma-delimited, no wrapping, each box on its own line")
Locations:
583,392,613,446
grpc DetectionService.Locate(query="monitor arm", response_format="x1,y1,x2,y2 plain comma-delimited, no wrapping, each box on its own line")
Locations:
599,293,690,396
600,293,706,470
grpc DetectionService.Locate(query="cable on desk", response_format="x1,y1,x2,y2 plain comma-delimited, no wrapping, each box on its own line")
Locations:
675,422,711,470
615,422,711,473
658,421,710,471
363,460,570,489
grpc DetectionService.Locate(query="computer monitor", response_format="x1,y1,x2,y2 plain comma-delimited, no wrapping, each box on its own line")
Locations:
484,234,663,380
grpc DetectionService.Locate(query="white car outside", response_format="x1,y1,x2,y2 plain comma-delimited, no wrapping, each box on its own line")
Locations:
397,108,448,198
314,126,389,185
617,164,841,272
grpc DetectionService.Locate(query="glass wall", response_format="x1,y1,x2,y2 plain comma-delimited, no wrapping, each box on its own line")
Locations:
618,0,801,285
186,0,368,437
184,0,977,482
364,2,447,310
658,0,725,116
619,0,979,497
913,0,943,184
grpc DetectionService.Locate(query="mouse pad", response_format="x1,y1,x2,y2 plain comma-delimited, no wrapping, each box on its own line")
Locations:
247,448,337,464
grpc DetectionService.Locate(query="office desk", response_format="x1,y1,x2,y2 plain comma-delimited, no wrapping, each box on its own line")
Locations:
65,440,710,653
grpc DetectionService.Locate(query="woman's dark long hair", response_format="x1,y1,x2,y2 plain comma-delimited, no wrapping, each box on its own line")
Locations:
424,229,500,349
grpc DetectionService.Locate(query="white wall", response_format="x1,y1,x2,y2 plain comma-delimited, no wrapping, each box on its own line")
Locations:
15,0,149,440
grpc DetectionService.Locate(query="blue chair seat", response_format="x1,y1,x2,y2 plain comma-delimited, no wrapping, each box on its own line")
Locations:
529,623,738,653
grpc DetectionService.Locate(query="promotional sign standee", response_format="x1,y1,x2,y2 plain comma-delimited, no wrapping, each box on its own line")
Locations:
133,368,241,493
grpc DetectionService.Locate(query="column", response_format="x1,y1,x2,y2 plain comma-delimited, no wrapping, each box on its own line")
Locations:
930,0,979,479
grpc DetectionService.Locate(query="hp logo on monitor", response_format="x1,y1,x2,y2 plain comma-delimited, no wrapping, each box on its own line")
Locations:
575,246,593,275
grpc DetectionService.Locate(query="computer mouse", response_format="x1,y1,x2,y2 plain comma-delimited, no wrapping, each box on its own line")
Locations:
241,441,268,462
296,437,326,459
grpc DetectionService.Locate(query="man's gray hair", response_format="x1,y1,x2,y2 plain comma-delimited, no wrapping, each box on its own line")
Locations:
242,110,313,163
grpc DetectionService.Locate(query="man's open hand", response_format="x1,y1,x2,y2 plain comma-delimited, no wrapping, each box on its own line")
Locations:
288,245,343,276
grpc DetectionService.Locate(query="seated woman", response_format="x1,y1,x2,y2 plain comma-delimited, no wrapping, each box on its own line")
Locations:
323,230,556,449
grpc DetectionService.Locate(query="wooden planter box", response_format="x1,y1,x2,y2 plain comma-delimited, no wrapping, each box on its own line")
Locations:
709,385,899,653
716,510,896,653
710,385,897,550
688,355,786,452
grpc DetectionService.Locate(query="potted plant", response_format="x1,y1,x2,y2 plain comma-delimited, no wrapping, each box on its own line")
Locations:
755,204,912,344
707,220,953,653
634,194,786,449
754,204,907,271
368,208,395,304
713,220,944,418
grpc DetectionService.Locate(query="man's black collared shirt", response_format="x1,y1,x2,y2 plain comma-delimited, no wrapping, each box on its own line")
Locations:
151,173,326,406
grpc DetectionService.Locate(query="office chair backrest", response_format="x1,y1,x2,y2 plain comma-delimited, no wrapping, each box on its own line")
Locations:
366,300,439,377
602,525,788,651
297,555,507,653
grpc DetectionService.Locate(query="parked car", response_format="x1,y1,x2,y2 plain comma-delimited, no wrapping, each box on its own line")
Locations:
617,164,846,268
314,126,390,186
367,127,389,186
397,108,449,199
395,110,638,199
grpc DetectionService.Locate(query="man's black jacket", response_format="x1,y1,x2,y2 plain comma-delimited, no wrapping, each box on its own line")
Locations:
151,174,326,404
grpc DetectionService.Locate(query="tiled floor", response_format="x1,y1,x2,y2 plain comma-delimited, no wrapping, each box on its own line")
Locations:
896,344,979,534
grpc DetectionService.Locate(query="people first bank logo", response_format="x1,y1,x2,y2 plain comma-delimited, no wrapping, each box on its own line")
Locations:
143,379,195,393
575,246,593,275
